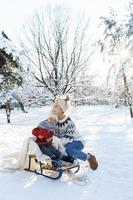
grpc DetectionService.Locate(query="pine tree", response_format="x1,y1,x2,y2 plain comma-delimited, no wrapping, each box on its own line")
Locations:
0,32,23,91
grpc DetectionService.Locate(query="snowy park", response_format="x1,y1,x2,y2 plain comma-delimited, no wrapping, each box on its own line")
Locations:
0,0,133,199
0,105,133,200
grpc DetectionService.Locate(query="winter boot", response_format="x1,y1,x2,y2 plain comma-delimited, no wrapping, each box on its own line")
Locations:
51,157,60,170
88,154,98,170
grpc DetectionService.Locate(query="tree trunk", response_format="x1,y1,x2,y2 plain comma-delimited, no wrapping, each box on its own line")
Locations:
123,74,133,118
5,101,11,123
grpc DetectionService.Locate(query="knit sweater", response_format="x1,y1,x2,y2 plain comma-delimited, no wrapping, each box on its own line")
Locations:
37,117,83,145
54,116,83,145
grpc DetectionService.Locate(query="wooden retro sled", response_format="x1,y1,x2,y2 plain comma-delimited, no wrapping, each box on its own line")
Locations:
25,155,80,180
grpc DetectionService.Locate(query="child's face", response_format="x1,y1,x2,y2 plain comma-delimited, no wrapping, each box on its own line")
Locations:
48,117,57,123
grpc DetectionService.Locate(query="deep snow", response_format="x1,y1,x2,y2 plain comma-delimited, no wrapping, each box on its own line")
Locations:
0,105,133,200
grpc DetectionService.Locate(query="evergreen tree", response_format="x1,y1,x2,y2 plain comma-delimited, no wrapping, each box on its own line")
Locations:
0,32,23,91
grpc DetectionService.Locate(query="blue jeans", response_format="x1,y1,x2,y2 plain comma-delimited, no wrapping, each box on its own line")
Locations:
65,141,87,161
39,144,62,159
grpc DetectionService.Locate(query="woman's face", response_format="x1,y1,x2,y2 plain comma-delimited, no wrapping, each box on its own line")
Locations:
52,104,63,116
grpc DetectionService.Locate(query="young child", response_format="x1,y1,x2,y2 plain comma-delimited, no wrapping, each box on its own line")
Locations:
32,112,74,164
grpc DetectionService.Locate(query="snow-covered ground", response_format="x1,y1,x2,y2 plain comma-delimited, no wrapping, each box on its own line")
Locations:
0,105,133,200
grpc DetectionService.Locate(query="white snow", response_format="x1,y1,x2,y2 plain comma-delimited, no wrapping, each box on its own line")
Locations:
0,105,133,200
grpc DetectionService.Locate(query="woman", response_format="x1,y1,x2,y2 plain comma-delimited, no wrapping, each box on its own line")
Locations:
32,112,74,163
51,94,98,170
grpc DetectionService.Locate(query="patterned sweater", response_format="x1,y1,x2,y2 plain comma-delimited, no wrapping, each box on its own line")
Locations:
54,116,83,145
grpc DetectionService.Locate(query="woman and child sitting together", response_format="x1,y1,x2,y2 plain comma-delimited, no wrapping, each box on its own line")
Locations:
32,95,98,170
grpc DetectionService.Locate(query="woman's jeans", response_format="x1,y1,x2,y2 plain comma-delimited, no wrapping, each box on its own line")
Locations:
65,141,87,161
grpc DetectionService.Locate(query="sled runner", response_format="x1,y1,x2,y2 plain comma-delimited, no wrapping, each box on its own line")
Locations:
25,154,80,180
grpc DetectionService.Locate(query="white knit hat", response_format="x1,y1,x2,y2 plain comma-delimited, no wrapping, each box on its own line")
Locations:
47,112,58,121
55,94,71,113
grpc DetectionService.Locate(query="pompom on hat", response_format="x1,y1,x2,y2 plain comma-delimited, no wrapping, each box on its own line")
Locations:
54,94,71,113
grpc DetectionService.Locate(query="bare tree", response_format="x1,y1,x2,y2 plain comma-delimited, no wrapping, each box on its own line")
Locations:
98,7,133,118
21,7,94,97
